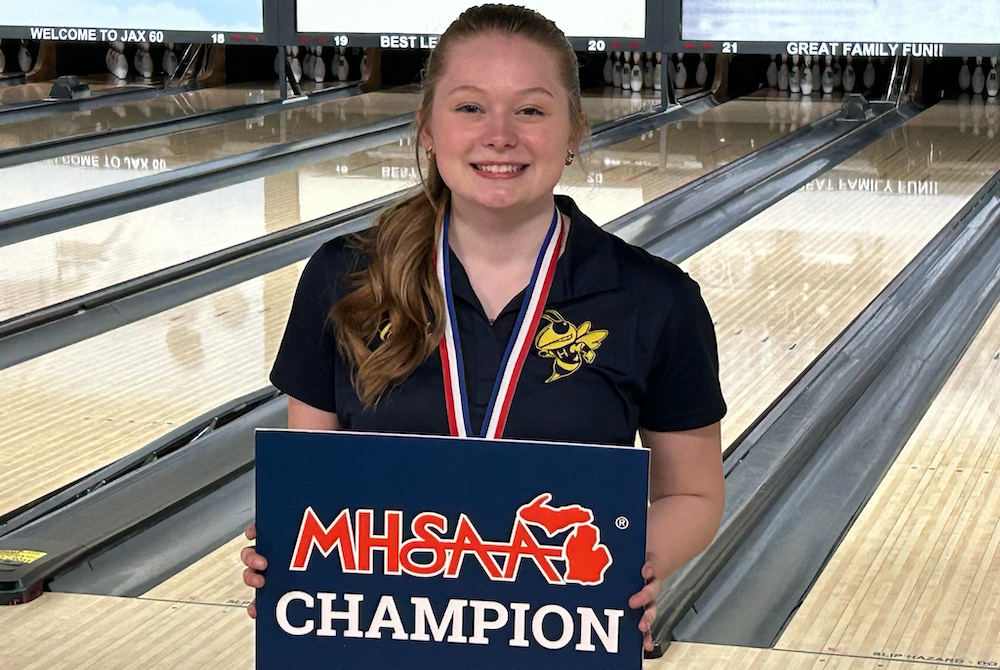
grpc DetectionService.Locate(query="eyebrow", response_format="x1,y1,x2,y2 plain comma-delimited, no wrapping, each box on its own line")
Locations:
445,85,556,98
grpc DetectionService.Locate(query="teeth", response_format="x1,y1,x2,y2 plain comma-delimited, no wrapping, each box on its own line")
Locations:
475,164,523,173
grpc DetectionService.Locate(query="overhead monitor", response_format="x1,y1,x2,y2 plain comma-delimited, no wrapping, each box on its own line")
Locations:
288,0,664,53
665,0,1000,57
0,0,278,46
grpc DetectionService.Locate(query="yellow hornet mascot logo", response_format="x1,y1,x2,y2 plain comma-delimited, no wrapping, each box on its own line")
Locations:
534,310,609,383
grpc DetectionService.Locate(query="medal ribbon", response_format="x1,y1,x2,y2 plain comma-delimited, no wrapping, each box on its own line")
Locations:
437,206,563,439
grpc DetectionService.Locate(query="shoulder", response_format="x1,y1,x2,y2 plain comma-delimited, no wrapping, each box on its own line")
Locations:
613,235,703,309
299,232,373,303
560,194,702,312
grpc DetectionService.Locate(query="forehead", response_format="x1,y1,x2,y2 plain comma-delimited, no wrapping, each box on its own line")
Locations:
436,33,567,98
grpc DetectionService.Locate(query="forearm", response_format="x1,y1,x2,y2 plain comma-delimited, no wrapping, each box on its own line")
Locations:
645,492,724,579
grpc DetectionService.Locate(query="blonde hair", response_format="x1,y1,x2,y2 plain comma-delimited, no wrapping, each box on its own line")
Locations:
333,4,587,406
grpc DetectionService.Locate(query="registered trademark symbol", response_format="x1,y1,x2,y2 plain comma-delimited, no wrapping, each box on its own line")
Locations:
615,516,629,530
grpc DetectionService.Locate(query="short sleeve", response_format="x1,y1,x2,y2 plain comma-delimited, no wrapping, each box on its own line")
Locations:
269,243,351,413
638,273,727,432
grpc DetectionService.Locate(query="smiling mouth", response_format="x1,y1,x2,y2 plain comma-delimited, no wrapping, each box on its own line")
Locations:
472,164,527,174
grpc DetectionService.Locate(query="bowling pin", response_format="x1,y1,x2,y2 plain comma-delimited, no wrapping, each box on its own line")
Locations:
630,51,642,92
973,56,986,95
288,46,302,83
833,57,843,90
133,46,143,73
314,46,326,83
778,54,789,91
113,50,128,79
643,51,654,89
695,53,708,87
653,53,662,91
611,50,622,88
987,57,999,98
843,55,856,92
766,55,778,88
674,53,688,89
620,52,631,89
337,47,348,81
362,51,370,79
163,43,179,76
863,58,875,89
105,43,115,72
302,48,312,80
790,55,801,93
959,57,972,91
138,43,153,79
821,56,834,94
800,56,814,95
602,51,613,85
811,58,820,86
17,40,32,72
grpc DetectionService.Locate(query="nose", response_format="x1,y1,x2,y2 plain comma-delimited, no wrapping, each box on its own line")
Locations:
482,111,517,151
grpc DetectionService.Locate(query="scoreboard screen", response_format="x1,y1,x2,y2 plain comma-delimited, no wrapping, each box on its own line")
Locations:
291,0,664,52
0,0,274,45
671,0,1000,56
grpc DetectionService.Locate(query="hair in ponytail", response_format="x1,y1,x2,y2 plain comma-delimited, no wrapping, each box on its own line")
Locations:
332,4,586,406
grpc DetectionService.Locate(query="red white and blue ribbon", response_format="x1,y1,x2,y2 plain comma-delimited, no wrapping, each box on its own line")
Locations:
437,206,563,439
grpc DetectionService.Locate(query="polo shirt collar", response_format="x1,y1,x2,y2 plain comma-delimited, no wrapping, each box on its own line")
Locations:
548,194,621,304
447,195,621,312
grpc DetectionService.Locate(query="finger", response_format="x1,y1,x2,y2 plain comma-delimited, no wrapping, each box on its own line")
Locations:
245,523,256,541
642,561,656,582
643,629,654,652
243,567,265,589
248,600,258,619
240,546,267,570
628,581,660,609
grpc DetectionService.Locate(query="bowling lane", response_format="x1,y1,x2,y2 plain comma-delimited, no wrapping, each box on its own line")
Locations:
777,288,1000,662
0,89,421,213
0,83,283,151
0,94,839,324
685,97,1000,448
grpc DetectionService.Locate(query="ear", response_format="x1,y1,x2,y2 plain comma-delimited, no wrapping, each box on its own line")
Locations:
417,106,433,148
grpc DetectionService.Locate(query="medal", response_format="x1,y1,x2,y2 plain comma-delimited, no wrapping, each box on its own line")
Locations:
437,206,563,438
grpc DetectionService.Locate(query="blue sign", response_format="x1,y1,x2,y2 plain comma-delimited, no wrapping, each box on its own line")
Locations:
255,429,649,670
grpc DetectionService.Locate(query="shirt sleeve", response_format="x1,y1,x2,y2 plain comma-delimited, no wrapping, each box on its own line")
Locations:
638,273,727,433
269,245,345,413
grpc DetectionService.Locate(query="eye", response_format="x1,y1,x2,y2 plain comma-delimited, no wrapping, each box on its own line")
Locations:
455,103,482,113
519,106,545,116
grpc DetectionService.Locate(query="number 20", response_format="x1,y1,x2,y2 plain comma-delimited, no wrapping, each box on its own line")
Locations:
588,39,607,52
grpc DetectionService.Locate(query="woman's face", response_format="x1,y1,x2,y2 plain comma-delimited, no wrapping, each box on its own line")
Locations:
419,33,575,217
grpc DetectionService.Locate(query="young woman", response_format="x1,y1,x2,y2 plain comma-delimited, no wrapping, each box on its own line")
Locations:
242,4,726,652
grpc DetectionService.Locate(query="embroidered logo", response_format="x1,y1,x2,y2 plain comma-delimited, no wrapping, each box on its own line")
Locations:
533,310,608,383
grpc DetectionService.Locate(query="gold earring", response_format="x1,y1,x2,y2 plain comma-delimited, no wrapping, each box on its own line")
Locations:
565,149,575,166
425,146,435,162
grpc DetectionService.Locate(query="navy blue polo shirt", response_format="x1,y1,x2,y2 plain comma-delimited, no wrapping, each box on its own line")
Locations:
270,196,726,446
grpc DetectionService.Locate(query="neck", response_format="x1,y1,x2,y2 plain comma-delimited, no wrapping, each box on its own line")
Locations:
447,196,558,266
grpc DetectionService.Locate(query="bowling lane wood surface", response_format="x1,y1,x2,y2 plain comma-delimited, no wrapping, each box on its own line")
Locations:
0,82,284,151
776,281,1000,663
0,99,995,669
125,97,1000,614
0,93,817,324
0,599,972,670
0,89,422,212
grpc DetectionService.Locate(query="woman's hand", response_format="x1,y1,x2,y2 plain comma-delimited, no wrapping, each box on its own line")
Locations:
628,556,663,652
241,522,268,619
